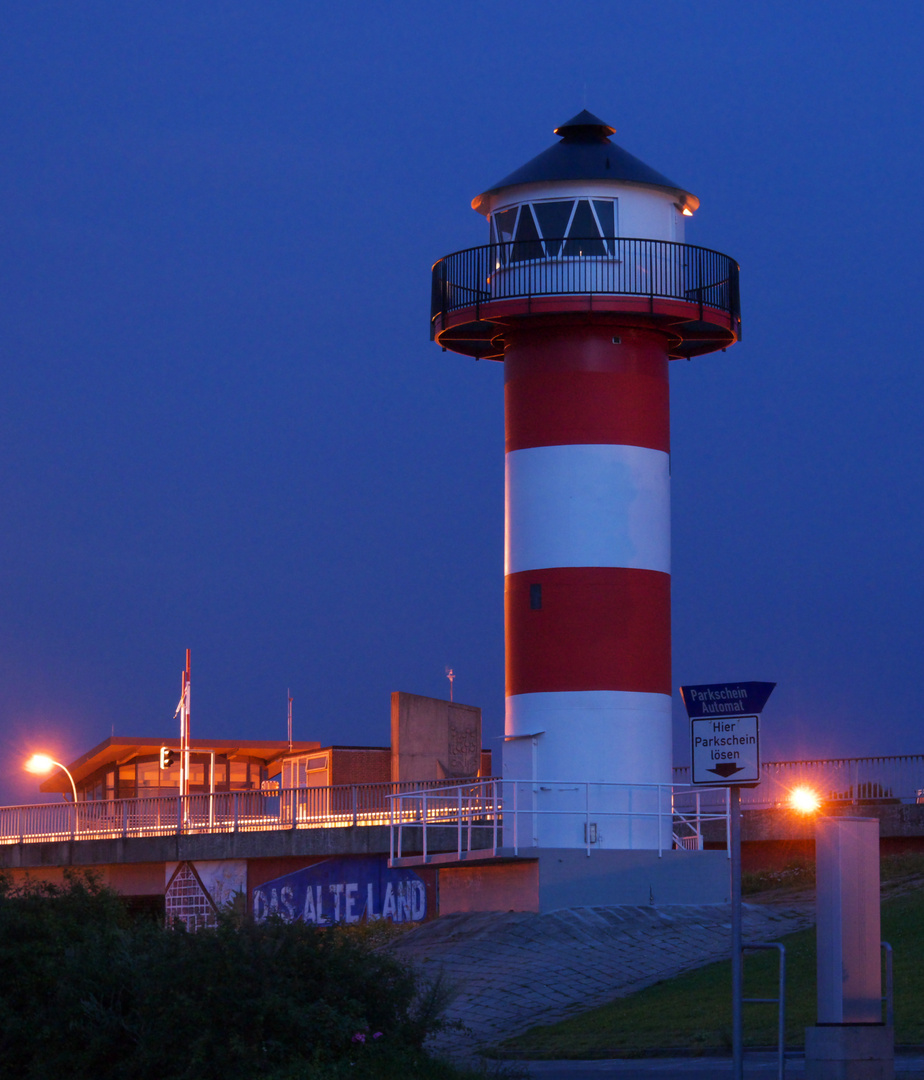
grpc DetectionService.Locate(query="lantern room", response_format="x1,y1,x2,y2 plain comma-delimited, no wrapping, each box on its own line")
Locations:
431,110,739,362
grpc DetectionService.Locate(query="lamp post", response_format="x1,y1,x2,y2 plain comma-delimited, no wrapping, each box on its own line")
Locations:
24,754,79,804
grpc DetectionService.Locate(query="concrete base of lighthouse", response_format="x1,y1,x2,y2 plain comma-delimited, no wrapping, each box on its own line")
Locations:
503,690,674,850
437,848,730,913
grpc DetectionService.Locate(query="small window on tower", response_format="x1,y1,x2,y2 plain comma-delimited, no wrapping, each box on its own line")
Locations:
533,200,574,257
512,205,543,262
563,200,606,257
592,199,616,238
592,199,617,253
493,206,519,266
530,583,542,610
494,207,518,244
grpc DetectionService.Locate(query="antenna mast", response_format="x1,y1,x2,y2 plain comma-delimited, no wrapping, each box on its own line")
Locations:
287,690,293,751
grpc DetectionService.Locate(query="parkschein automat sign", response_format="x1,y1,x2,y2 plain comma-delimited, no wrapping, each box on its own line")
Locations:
681,682,774,786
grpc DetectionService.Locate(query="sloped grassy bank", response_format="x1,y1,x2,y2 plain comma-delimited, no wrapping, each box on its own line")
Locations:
491,859,924,1059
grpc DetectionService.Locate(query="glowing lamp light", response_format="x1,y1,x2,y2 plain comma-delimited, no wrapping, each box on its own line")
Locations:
682,206,694,217
24,753,56,775
789,785,821,814
24,753,79,804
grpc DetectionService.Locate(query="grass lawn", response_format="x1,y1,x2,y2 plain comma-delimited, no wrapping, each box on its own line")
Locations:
491,879,924,1059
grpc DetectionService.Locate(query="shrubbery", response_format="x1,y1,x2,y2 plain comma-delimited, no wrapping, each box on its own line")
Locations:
0,871,474,1080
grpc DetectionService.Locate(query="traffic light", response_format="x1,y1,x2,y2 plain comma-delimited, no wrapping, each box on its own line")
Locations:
159,746,175,770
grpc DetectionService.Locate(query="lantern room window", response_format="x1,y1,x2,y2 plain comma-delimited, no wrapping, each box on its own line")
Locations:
490,198,618,262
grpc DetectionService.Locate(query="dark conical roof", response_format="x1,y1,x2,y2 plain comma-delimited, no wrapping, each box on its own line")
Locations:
471,111,697,214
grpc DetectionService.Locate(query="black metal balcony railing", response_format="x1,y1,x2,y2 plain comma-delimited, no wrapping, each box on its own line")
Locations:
430,237,741,338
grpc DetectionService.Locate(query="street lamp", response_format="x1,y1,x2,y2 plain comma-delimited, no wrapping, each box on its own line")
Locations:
24,754,79,804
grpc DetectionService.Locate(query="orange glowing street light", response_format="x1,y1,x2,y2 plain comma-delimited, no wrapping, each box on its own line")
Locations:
24,754,78,804
789,785,822,814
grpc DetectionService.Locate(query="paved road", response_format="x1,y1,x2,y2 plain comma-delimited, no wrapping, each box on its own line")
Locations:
518,1053,924,1078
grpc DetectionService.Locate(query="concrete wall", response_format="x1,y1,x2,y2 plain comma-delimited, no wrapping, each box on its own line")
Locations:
391,691,482,782
4,846,440,921
537,848,730,909
0,821,489,875
0,825,396,871
7,860,166,896
439,861,540,913
437,848,729,914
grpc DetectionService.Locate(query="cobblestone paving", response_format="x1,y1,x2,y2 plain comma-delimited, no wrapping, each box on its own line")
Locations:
387,901,814,1056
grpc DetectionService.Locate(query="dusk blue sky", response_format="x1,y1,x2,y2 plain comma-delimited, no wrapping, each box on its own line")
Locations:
2,3,923,804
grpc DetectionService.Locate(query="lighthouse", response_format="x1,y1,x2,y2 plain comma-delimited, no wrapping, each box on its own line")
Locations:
431,111,740,850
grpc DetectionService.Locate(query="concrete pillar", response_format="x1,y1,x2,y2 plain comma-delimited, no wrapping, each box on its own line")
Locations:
805,816,893,1080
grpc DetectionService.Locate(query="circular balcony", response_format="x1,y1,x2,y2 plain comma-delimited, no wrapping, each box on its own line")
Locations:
430,238,741,361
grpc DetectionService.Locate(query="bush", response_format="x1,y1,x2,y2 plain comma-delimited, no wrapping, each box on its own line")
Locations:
0,870,469,1080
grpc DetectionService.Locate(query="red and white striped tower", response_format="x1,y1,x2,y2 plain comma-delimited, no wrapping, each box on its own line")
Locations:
431,112,740,848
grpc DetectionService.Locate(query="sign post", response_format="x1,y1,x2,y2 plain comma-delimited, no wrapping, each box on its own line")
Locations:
681,682,775,1080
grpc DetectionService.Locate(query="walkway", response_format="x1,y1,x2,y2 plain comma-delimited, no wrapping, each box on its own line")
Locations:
521,1053,924,1078
387,900,815,1056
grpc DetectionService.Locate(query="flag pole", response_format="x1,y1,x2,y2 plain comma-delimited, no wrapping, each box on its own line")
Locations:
183,649,191,799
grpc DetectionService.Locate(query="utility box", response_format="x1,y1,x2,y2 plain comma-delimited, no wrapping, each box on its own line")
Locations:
806,816,893,1080
815,817,881,1024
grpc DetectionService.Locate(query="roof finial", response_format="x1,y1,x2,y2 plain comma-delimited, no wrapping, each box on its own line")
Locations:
553,110,616,139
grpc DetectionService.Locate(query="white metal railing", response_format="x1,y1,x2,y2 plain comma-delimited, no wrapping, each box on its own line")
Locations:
0,780,468,846
387,780,731,862
9,753,920,849
388,779,503,863
673,754,924,810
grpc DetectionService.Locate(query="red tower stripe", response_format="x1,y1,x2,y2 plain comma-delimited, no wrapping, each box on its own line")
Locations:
504,323,670,453
506,567,671,697
505,370,669,453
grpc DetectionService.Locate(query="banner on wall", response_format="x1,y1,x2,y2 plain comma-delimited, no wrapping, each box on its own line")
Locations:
252,857,427,926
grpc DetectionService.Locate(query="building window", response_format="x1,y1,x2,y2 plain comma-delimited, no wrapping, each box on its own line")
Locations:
229,762,249,789
282,754,330,790
138,762,162,790
118,764,136,799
